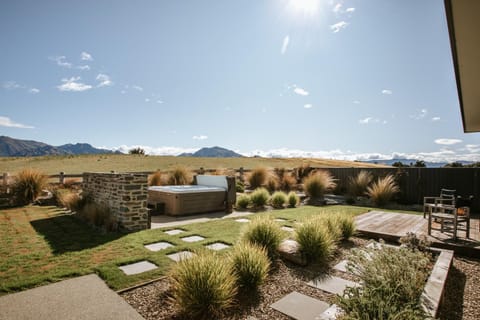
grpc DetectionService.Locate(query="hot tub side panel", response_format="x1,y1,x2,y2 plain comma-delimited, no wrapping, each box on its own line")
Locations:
148,189,226,216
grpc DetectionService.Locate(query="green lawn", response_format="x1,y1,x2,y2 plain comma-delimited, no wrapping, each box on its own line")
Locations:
0,205,414,294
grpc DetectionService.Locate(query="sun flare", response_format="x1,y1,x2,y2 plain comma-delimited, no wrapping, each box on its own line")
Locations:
289,0,321,16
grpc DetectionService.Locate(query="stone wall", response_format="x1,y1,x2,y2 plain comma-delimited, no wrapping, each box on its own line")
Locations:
82,172,149,231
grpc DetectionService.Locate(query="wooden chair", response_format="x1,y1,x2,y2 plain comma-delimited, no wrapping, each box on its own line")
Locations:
423,188,456,218
427,196,473,241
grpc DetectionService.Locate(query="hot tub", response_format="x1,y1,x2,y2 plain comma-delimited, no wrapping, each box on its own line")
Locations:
148,184,227,216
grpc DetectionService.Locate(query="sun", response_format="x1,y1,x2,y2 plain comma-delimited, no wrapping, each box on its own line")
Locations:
289,0,321,16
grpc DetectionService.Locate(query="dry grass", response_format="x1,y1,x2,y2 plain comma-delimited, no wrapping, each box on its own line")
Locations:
367,174,400,207
348,170,373,197
148,170,164,186
167,167,192,185
303,170,337,199
247,167,268,190
12,168,48,205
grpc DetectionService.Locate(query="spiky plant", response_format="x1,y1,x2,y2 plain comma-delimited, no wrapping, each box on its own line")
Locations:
229,242,270,290
269,191,287,209
247,167,268,190
295,217,336,264
12,168,48,205
249,188,270,209
287,191,300,208
348,170,373,197
240,216,284,259
236,194,250,210
303,170,337,199
366,174,400,207
167,167,191,185
148,170,163,186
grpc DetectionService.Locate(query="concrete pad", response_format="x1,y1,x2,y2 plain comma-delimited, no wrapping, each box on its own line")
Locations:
181,235,205,242
144,241,174,252
308,275,360,295
270,291,329,320
281,226,294,232
0,274,144,320
119,261,158,275
205,242,230,251
167,251,195,262
318,304,341,320
235,218,250,223
164,229,185,235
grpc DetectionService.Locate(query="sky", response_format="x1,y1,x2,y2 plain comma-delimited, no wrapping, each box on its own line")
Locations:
1,0,479,163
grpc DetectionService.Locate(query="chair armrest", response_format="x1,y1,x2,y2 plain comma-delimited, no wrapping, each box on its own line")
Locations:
434,198,455,205
423,196,440,204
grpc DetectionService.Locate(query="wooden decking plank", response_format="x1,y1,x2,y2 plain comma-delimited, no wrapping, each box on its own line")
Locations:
357,212,401,233
355,211,386,226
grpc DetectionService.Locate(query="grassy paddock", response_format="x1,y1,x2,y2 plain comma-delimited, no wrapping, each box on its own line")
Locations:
0,204,416,295
0,154,386,175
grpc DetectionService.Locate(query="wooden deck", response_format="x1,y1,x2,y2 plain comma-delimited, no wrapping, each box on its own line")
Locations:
355,211,480,257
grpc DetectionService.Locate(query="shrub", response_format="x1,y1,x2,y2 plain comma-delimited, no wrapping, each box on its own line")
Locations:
240,216,283,259
336,214,356,240
167,167,191,185
270,191,287,209
265,174,279,193
148,170,163,186
249,188,270,209
129,147,145,155
295,163,315,181
247,167,268,190
236,180,245,193
229,242,270,290
366,174,399,207
399,232,431,252
348,170,373,197
62,178,81,189
280,173,297,192
303,170,336,199
12,169,48,205
336,245,431,319
79,201,117,231
295,218,336,264
170,251,237,319
53,188,82,211
236,194,250,210
287,191,300,208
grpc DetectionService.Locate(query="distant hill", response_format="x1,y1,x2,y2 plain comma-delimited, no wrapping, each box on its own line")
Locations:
0,136,117,157
363,158,474,168
178,146,243,158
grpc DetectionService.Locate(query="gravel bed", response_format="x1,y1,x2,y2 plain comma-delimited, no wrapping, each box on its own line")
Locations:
121,238,480,319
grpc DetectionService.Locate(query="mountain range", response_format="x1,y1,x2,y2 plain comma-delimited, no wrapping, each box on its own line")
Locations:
0,136,118,157
178,146,243,158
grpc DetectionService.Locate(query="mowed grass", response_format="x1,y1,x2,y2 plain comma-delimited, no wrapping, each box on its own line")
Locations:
0,204,386,295
0,154,387,175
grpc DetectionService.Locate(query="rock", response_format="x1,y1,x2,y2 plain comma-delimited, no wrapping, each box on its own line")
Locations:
278,239,307,266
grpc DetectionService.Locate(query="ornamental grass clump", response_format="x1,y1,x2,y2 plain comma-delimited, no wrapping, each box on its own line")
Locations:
229,242,270,291
336,245,431,320
336,214,356,240
236,194,250,210
269,191,287,209
366,174,400,207
265,174,280,193
12,168,48,205
287,191,300,208
240,216,283,259
348,170,373,198
170,251,237,319
148,170,163,186
303,170,336,199
249,187,270,209
295,217,336,264
247,167,268,190
167,167,191,185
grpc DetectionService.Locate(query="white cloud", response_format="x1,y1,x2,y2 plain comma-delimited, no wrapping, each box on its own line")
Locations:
96,73,113,87
50,56,72,68
381,89,393,95
77,65,90,71
145,98,150,102
359,117,380,124
156,100,164,104
304,104,313,109
330,21,349,33
132,85,143,91
281,35,290,55
465,144,480,153
111,145,197,156
294,87,309,96
333,3,342,13
0,116,34,129
346,7,355,13
80,51,93,61
353,100,360,104
57,77,92,92
29,88,40,94
410,108,427,120
431,117,441,121
193,135,208,140
2,81,23,90
434,138,462,145
120,90,127,94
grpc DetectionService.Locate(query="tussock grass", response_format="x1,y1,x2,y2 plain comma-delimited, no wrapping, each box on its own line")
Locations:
265,174,280,193
295,217,336,264
247,167,268,190
366,174,400,207
12,168,48,205
170,250,237,319
229,242,270,290
303,170,336,199
348,170,373,197
249,188,270,209
236,194,250,210
148,170,163,186
287,191,300,208
240,216,283,259
270,191,287,209
167,167,191,185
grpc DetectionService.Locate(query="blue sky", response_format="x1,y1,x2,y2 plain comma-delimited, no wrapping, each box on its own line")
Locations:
1,0,479,162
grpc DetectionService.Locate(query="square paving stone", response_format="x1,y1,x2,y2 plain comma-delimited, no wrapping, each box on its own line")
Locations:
144,241,174,252
205,242,231,251
333,260,349,273
181,235,205,242
318,304,341,320
164,229,185,235
167,251,195,262
270,291,330,320
235,218,250,223
307,275,360,295
119,261,158,275
281,226,294,232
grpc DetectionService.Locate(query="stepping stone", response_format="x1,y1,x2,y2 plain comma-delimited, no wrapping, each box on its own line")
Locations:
167,251,195,262
281,226,294,232
366,241,399,250
181,235,205,242
205,242,230,251
278,240,307,266
144,241,174,252
275,218,287,222
319,304,341,320
119,261,158,275
270,291,329,320
333,260,349,273
235,218,250,223
164,229,185,235
308,275,360,295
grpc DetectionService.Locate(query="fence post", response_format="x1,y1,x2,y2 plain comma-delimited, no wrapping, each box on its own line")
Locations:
239,167,244,182
59,172,65,184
